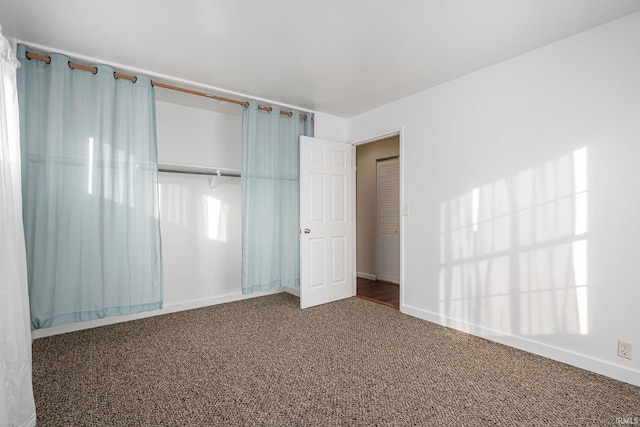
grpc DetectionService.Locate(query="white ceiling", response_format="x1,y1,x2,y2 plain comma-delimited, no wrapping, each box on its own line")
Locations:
2,0,640,118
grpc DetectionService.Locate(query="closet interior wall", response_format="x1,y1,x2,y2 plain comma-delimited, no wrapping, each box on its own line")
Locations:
156,96,243,307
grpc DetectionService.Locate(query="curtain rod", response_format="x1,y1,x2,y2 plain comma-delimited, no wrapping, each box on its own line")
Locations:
24,51,309,120
158,168,241,178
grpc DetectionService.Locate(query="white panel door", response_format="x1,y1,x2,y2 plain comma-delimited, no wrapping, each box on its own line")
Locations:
300,136,354,309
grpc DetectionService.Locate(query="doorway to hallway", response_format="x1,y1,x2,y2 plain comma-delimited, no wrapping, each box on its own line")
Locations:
355,134,400,309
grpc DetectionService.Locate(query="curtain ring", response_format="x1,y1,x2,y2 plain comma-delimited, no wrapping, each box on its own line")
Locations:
68,61,97,74
26,52,51,64
114,72,137,83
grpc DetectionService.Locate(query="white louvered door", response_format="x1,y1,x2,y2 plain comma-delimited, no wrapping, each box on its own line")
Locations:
376,157,400,283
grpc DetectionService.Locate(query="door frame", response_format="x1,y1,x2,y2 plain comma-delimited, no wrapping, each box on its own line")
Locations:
351,127,405,310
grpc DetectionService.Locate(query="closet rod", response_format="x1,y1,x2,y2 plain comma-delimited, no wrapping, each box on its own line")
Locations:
158,168,241,178
24,51,309,120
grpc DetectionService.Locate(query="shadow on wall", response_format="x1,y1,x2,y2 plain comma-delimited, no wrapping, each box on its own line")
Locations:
439,147,588,337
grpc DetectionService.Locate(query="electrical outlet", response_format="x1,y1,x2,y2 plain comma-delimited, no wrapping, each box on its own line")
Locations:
617,340,633,360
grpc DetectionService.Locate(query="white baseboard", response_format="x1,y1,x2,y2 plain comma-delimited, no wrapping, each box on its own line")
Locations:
377,274,399,284
284,286,300,297
31,287,285,339
401,303,640,388
357,272,377,281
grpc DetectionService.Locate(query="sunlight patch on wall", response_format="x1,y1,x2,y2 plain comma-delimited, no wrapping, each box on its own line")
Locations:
471,187,480,232
573,146,589,335
439,147,589,337
204,195,229,242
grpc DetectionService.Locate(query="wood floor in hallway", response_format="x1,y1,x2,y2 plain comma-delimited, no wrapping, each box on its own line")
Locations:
356,277,399,309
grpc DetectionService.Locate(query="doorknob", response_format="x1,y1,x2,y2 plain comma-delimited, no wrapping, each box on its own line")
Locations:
303,228,311,234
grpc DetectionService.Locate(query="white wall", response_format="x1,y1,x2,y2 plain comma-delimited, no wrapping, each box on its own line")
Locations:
348,12,640,386
314,112,348,142
156,101,241,169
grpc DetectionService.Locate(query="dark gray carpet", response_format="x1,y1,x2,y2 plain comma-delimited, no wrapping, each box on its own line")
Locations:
32,293,639,426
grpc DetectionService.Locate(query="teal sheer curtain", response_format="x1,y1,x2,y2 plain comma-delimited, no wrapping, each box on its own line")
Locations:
241,101,312,294
17,45,163,329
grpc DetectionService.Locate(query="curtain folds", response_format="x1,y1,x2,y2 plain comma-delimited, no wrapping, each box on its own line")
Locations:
241,101,312,294
17,44,163,329
0,30,37,427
